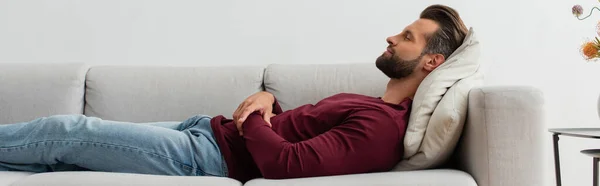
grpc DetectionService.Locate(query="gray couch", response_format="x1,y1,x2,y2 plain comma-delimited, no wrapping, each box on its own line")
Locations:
0,63,545,186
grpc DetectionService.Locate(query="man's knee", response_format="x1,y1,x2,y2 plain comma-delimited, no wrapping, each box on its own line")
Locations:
42,114,88,125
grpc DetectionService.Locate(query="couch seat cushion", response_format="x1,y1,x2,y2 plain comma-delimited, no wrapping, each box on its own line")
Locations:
245,169,476,186
0,171,34,186
10,172,241,186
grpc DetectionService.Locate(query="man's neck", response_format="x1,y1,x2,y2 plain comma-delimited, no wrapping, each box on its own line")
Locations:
381,77,421,105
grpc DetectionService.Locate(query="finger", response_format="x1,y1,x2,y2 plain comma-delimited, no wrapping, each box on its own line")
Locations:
237,122,244,136
265,107,273,115
233,102,244,119
236,109,251,136
233,101,251,125
239,105,261,123
237,104,261,136
263,114,272,128
235,101,251,117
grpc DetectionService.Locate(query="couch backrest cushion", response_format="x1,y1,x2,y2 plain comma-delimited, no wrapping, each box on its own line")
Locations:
394,70,483,171
84,65,264,122
263,63,388,111
0,63,88,124
402,27,481,159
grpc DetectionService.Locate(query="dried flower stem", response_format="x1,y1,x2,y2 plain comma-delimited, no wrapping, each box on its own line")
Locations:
578,6,600,20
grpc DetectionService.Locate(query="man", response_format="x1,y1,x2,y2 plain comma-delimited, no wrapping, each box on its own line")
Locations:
0,4,468,183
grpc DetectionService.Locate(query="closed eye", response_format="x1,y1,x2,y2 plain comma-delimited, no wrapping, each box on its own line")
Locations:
403,30,413,41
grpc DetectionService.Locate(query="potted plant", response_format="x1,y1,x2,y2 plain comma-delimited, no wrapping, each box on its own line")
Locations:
572,4,600,118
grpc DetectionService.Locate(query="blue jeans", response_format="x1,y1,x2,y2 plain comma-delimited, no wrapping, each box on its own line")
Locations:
0,114,227,177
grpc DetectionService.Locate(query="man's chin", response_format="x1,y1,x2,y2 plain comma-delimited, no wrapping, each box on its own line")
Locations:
375,59,392,79
375,54,388,64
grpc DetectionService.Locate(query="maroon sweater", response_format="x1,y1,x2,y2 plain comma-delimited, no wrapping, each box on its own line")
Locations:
210,93,412,182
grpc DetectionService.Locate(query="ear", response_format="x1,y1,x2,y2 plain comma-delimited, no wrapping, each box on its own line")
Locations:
423,54,445,72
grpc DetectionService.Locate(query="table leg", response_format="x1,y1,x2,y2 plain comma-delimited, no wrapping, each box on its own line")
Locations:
595,157,599,186
554,133,562,186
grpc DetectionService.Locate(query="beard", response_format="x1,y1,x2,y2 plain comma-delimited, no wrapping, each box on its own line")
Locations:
375,51,422,79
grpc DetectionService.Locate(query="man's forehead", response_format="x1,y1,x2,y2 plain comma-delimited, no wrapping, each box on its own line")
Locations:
405,19,439,38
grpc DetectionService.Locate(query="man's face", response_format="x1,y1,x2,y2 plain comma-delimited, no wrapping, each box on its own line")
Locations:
376,19,440,79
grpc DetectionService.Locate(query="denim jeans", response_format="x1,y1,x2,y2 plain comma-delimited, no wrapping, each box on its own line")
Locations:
0,114,227,177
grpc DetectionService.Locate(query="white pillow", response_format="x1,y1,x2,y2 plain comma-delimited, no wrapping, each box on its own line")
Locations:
394,71,483,170
402,27,481,159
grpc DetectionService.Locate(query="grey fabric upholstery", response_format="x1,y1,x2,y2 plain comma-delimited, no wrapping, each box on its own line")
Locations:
264,63,388,111
10,172,242,186
0,63,546,186
0,172,34,186
245,169,476,186
84,65,265,122
263,63,546,186
0,63,88,124
454,86,546,186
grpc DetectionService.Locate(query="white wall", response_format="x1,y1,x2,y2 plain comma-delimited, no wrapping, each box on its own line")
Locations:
1,0,600,185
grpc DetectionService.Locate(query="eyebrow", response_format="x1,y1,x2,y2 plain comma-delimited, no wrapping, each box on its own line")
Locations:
406,28,429,41
405,29,421,42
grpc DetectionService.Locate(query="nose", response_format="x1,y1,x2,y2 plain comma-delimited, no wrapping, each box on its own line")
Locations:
386,36,395,46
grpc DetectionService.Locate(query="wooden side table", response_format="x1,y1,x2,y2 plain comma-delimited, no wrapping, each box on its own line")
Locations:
549,128,600,186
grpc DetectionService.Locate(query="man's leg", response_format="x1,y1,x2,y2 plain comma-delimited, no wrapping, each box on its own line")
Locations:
0,114,225,176
140,121,187,130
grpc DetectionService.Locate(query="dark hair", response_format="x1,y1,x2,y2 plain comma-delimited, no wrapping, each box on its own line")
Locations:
420,4,468,59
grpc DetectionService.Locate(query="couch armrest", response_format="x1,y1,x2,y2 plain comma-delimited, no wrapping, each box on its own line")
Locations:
454,86,545,186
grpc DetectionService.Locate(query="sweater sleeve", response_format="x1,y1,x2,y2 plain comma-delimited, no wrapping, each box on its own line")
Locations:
242,110,401,179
